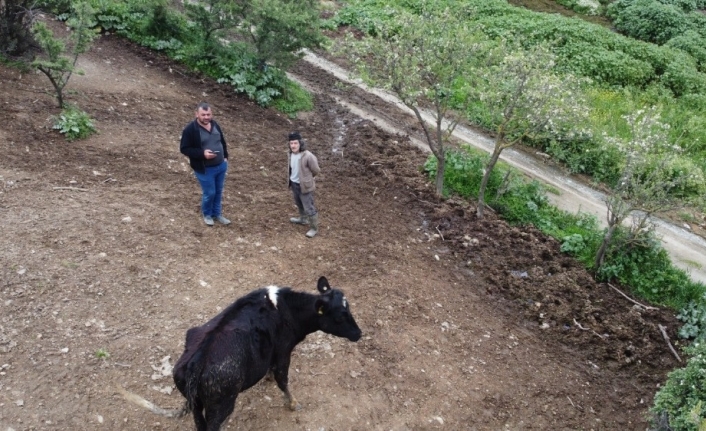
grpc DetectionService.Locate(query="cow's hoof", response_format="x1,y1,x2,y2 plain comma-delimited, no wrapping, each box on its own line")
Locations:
289,401,302,411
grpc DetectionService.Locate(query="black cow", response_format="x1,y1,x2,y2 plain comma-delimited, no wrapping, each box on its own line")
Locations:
120,276,361,431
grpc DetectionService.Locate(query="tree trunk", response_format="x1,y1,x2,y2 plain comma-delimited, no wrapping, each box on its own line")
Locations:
435,153,445,196
594,223,617,271
477,145,502,218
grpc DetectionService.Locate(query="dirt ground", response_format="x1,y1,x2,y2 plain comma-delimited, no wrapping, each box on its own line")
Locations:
0,34,687,431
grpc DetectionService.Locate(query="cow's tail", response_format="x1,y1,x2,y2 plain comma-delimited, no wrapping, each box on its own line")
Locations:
117,386,188,418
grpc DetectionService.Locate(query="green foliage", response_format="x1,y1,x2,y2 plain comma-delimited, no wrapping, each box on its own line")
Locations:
335,0,706,203
341,8,490,195
94,348,110,359
651,341,706,430
678,297,706,340
660,53,706,97
273,79,314,117
666,31,706,73
80,0,314,114
215,43,287,106
609,0,687,45
241,0,325,70
597,230,703,309
53,106,97,141
31,1,99,107
1,0,37,57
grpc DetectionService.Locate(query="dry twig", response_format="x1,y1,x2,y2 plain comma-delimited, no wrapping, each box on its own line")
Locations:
53,186,88,192
607,283,658,310
658,324,682,363
573,318,589,331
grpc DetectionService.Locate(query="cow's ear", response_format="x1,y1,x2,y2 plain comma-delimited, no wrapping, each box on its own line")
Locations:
315,298,327,315
317,276,331,293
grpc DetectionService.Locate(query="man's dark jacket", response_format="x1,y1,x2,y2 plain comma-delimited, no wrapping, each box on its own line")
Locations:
180,120,228,174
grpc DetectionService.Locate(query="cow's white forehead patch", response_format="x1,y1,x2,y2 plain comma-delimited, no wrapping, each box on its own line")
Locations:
265,286,279,309
342,296,348,308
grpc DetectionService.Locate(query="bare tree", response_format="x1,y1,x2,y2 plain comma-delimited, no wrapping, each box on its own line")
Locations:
475,44,588,217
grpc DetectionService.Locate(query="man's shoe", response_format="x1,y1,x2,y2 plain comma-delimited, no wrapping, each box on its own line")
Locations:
203,215,214,226
215,215,231,225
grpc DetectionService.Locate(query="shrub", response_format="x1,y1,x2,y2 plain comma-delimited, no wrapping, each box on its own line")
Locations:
611,0,687,45
53,106,97,141
660,53,706,96
597,229,703,309
666,31,706,73
273,79,314,117
651,341,706,430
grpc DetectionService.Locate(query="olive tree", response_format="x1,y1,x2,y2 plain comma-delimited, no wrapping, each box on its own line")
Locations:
475,44,588,217
342,10,489,196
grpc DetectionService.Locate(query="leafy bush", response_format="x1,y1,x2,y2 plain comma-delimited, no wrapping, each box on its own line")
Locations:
678,297,706,340
53,106,96,141
666,30,706,73
597,229,704,309
661,54,706,96
273,79,314,117
216,44,287,107
609,0,688,45
651,341,706,430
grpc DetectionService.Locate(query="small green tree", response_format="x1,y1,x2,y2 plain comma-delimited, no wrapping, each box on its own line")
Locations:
236,0,324,69
594,107,691,269
343,10,489,196
475,44,588,217
184,0,241,45
31,2,98,107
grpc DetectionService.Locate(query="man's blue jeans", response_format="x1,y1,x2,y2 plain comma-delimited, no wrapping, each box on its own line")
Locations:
194,161,227,217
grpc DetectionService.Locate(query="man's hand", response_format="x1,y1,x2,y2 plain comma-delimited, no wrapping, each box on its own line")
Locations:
204,149,217,160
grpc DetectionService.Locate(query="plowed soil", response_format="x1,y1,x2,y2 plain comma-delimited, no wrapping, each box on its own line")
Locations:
0,34,684,430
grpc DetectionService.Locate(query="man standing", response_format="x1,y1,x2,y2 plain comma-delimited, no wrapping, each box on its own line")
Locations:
180,102,231,226
287,132,320,238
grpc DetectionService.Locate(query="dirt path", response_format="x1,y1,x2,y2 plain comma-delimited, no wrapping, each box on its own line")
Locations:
294,51,706,285
0,35,685,430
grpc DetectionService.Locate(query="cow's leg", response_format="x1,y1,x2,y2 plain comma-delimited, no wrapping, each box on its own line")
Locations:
205,395,237,431
192,398,207,431
273,362,301,411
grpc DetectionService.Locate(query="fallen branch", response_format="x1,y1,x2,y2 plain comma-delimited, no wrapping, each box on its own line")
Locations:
607,283,658,310
53,186,88,192
658,324,682,363
435,226,444,241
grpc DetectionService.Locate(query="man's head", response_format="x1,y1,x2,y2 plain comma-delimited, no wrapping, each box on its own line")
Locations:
195,102,212,126
289,131,302,154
